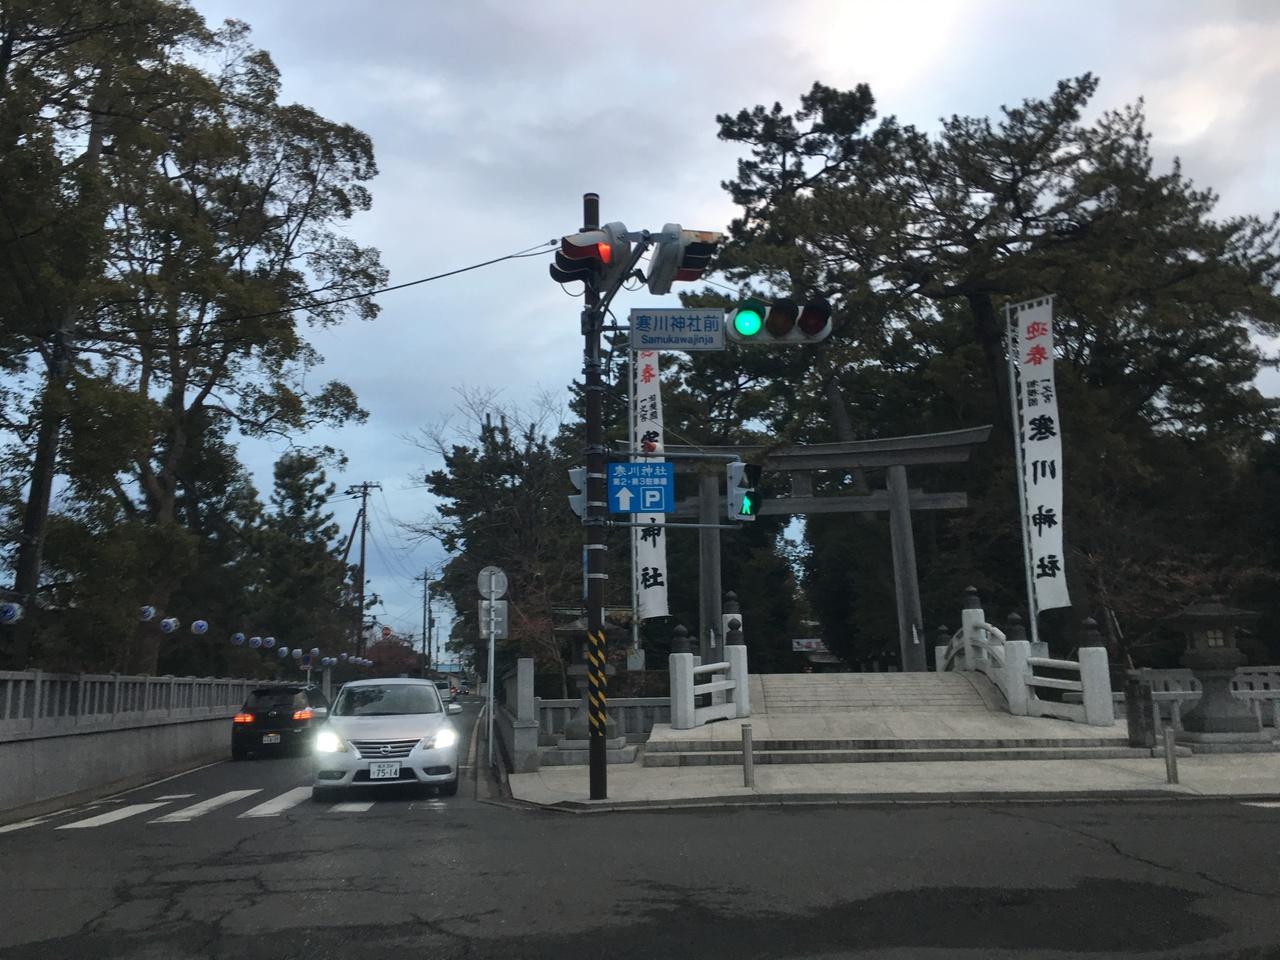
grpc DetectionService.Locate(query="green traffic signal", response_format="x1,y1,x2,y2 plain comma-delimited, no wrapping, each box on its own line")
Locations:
739,493,754,516
732,297,767,337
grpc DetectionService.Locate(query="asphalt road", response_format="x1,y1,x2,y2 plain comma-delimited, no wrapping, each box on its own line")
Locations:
3,699,1280,959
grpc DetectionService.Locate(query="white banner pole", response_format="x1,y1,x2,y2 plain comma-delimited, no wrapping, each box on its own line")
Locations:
1007,304,1041,646
628,350,640,653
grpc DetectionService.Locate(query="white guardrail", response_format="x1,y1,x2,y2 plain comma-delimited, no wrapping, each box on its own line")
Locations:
0,670,271,742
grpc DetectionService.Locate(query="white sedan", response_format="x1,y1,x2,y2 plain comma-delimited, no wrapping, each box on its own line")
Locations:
311,678,463,800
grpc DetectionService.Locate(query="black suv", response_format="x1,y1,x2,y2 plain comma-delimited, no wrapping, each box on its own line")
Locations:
231,685,330,759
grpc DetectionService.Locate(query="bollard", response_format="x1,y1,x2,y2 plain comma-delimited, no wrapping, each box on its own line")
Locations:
1163,727,1179,785
742,722,755,788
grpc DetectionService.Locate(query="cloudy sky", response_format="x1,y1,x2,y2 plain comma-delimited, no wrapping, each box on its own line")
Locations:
189,0,1280,645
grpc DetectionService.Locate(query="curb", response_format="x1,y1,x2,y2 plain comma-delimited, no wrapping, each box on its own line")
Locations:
508,788,1280,815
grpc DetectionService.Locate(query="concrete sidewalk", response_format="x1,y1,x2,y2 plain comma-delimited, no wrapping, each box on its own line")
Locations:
507,753,1280,809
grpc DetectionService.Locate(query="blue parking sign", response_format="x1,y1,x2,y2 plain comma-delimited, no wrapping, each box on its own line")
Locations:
607,461,675,514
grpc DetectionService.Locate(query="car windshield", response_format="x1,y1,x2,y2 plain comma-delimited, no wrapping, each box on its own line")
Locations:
332,685,440,717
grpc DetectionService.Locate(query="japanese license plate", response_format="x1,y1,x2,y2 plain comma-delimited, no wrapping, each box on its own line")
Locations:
261,733,281,745
369,761,400,780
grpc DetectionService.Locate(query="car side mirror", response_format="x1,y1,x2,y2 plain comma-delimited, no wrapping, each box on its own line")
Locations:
447,703,463,715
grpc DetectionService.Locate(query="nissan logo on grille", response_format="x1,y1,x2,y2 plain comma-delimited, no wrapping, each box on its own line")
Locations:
379,744,391,756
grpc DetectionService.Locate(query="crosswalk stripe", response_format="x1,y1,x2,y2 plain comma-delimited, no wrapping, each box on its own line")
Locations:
151,790,262,823
0,816,52,834
1243,801,1280,808
237,787,311,819
330,801,374,812
57,802,170,829
154,794,197,801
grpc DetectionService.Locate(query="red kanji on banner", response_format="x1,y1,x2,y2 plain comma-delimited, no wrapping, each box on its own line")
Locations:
1025,321,1049,340
1024,344,1049,366
640,364,656,384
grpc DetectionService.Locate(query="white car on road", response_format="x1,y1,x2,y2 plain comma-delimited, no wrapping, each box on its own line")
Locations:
312,678,463,800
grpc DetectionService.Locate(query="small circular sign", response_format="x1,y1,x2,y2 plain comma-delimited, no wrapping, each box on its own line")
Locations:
477,566,508,599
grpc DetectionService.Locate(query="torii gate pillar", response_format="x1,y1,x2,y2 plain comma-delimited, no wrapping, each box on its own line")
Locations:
888,465,927,672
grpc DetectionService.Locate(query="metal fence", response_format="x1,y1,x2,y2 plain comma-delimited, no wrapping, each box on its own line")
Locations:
0,670,273,742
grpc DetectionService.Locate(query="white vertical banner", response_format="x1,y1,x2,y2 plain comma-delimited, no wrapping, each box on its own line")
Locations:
1010,297,1070,612
632,350,669,619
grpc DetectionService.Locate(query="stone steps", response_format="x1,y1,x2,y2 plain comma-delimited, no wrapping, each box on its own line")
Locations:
756,673,992,714
642,745,1160,767
646,736,1125,753
539,737,639,766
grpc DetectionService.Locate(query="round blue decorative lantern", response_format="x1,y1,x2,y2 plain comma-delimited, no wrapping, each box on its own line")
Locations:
160,617,180,634
230,632,246,646
249,636,262,649
339,652,348,662
277,647,290,659
191,620,208,635
291,648,303,660
140,605,156,622
0,602,23,625
263,636,276,649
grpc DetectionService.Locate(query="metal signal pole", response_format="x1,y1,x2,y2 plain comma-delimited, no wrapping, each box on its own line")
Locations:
581,192,609,800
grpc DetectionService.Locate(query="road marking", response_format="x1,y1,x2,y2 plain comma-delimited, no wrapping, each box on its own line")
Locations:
1243,801,1280,808
330,801,374,812
99,759,227,803
237,787,311,819
0,816,52,834
151,790,261,823
154,794,197,801
57,802,170,829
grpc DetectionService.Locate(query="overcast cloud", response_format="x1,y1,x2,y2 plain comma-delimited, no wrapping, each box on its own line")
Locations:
187,0,1280,643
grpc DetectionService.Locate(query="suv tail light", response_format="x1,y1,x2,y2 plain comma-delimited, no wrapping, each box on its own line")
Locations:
292,707,313,721
233,712,254,724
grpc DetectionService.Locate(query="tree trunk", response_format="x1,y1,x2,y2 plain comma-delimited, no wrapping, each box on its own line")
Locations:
7,76,109,666
822,368,870,493
8,374,62,667
965,290,1012,431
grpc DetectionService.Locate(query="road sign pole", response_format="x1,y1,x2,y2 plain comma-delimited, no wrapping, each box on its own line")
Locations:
582,192,609,800
486,570,496,768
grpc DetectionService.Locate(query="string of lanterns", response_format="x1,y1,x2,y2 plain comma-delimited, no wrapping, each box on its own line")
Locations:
140,606,373,668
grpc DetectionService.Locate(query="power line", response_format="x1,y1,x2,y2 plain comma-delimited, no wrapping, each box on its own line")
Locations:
88,240,557,339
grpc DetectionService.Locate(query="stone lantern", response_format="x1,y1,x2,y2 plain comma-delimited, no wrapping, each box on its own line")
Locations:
1168,599,1265,743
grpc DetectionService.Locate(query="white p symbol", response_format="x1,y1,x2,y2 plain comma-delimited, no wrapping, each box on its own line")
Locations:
643,489,662,508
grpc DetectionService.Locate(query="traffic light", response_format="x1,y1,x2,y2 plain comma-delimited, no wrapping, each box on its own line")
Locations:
726,297,832,345
726,462,763,521
567,467,587,519
549,222,630,289
646,223,724,294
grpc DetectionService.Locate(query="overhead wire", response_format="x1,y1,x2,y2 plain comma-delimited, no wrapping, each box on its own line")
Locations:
86,239,558,340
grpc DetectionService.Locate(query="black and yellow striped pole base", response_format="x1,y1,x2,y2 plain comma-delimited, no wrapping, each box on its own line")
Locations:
587,628,609,796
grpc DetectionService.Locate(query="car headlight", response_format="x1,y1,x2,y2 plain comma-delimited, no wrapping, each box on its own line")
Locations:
314,729,347,753
422,727,457,750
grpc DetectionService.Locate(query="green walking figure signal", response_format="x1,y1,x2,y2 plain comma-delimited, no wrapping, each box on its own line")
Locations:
726,462,763,521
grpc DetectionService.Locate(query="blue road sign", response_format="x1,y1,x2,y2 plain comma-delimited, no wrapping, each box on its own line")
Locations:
607,461,675,514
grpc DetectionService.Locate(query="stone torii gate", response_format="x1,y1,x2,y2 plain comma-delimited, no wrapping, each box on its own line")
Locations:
667,425,993,672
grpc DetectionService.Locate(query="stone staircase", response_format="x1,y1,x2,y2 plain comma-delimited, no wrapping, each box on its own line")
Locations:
752,672,996,713
642,671,1163,767
642,736,1159,767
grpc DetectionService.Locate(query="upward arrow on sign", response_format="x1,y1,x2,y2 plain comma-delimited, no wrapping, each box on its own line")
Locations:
616,487,633,510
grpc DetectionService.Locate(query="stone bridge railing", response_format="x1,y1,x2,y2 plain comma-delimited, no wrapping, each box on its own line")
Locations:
935,589,1114,727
